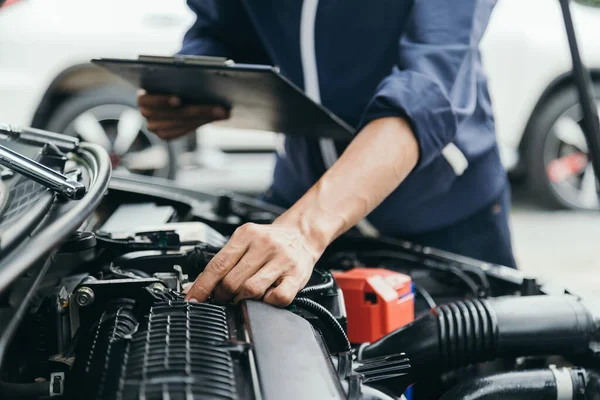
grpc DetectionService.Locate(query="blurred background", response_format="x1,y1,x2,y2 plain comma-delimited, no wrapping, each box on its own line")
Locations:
0,0,598,292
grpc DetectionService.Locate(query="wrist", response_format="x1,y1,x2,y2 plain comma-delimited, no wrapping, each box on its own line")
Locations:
274,205,344,256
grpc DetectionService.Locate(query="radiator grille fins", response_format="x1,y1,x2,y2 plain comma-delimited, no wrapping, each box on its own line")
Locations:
116,301,236,400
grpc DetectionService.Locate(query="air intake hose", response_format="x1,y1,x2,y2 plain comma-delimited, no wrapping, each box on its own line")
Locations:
439,368,588,400
360,296,598,376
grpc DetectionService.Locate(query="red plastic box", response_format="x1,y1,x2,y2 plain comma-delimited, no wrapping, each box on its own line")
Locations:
332,268,414,344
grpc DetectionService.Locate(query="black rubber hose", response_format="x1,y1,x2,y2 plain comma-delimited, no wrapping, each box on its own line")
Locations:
585,370,600,400
0,142,110,295
440,370,559,400
361,296,597,376
0,381,50,399
298,272,335,296
293,297,351,352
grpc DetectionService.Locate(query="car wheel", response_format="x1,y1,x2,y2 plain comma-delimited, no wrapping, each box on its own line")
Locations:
45,86,177,179
526,84,599,210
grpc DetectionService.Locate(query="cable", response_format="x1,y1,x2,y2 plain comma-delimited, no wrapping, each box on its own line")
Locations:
448,266,480,296
457,263,491,296
298,271,335,296
354,250,483,297
292,297,351,353
413,283,436,309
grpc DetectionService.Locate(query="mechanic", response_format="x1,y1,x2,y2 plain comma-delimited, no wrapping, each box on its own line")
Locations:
138,0,517,307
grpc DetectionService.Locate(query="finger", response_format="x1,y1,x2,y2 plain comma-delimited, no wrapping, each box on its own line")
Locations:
137,93,181,108
213,247,272,303
184,244,248,302
152,128,195,141
139,107,153,119
181,282,193,294
143,105,229,120
232,260,283,303
263,277,300,307
146,119,209,133
170,105,228,119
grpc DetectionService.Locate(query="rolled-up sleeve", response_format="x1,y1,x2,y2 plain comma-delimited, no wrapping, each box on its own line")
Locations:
360,0,497,169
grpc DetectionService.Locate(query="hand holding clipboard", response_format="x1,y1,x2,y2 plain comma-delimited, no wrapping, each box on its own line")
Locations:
92,55,354,141
137,89,230,141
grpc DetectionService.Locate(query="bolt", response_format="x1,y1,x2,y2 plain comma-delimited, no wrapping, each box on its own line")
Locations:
150,282,167,293
75,286,95,307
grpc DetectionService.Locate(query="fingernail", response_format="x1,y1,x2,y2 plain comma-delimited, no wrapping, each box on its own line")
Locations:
212,107,227,119
188,298,199,303
169,97,181,107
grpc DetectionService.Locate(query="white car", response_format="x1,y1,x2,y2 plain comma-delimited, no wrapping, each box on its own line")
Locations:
482,0,600,210
0,0,598,207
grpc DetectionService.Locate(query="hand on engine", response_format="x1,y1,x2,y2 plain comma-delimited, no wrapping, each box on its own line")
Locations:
183,221,323,307
137,90,229,140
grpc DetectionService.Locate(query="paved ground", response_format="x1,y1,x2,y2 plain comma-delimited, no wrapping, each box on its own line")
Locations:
510,182,600,295
177,157,600,296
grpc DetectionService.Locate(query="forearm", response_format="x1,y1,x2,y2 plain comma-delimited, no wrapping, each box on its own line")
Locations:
275,117,419,253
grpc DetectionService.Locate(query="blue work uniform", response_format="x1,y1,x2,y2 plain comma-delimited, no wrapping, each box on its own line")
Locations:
180,0,516,268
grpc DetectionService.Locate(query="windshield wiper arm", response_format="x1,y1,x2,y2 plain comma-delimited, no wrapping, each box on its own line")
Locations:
0,143,86,200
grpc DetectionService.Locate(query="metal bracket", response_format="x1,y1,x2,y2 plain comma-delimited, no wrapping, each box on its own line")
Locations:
69,278,163,336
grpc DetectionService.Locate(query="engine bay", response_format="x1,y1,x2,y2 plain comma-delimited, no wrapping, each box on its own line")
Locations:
0,126,599,400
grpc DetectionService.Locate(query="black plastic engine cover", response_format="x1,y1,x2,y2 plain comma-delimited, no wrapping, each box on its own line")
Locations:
244,300,346,400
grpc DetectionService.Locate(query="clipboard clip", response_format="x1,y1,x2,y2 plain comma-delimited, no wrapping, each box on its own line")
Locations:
138,54,235,66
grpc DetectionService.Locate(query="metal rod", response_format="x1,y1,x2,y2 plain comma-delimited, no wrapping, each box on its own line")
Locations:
0,143,86,199
558,0,600,196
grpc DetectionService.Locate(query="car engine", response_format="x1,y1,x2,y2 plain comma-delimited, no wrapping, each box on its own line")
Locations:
0,125,599,400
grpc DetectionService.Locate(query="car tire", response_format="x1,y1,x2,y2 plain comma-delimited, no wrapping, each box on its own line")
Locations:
45,85,177,179
525,84,599,210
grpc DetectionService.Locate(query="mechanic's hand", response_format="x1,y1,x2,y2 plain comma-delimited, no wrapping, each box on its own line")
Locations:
184,222,323,307
137,90,230,140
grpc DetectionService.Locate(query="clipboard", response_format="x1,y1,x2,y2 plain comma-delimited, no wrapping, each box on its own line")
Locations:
91,55,355,141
